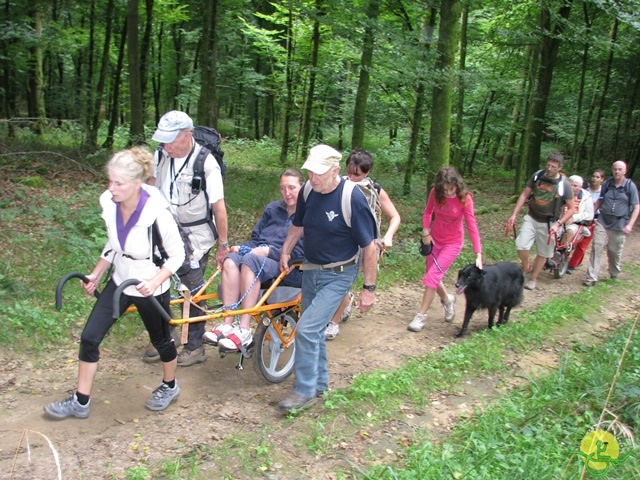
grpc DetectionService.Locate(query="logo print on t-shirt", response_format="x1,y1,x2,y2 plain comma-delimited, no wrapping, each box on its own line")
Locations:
325,211,339,222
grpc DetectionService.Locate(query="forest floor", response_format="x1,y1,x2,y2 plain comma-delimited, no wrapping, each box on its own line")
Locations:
1,172,639,479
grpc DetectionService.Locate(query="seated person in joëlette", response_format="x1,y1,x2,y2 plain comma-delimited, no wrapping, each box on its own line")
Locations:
202,168,305,351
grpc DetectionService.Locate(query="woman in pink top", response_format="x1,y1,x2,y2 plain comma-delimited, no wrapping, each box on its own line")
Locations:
408,167,482,332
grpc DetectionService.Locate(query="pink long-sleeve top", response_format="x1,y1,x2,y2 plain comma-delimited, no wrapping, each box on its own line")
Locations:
423,189,482,254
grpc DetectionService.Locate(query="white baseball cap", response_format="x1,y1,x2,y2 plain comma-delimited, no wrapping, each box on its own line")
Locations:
152,111,193,143
301,144,342,174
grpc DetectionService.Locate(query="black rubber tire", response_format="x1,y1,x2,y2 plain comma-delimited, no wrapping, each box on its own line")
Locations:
555,252,569,279
253,313,297,383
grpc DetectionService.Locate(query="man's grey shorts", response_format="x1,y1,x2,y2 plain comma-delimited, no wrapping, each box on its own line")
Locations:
515,214,555,258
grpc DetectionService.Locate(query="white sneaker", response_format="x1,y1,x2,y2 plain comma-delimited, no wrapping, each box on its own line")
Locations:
441,294,456,322
408,312,427,332
218,326,253,351
202,322,233,346
581,226,591,237
340,292,355,322
325,321,340,340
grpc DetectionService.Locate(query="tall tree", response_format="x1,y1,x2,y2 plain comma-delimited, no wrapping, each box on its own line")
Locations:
300,0,324,159
197,0,219,127
451,4,468,169
403,5,437,196
587,17,617,171
26,0,46,134
428,0,461,184
523,0,573,179
351,0,381,149
127,0,144,144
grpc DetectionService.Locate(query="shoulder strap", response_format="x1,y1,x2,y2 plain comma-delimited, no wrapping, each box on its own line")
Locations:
151,220,167,267
302,180,356,228
303,181,313,202
340,181,356,228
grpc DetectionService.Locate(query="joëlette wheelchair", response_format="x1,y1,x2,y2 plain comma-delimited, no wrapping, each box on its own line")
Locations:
544,223,591,279
55,260,302,384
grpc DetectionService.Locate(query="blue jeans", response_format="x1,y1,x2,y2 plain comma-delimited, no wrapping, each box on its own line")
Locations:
293,264,359,397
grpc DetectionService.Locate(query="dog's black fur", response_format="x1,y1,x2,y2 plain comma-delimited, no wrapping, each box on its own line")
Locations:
454,262,524,338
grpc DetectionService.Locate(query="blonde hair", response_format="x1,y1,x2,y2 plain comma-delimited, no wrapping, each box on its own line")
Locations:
106,146,153,182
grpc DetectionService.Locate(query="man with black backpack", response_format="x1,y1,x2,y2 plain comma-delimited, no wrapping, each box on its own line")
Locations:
584,160,639,287
147,110,229,366
507,152,574,290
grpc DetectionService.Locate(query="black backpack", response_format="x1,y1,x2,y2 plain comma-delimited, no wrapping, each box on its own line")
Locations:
151,217,194,276
156,125,225,236
192,125,226,183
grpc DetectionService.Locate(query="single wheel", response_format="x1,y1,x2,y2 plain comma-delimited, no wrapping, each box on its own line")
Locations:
253,312,297,383
554,251,569,278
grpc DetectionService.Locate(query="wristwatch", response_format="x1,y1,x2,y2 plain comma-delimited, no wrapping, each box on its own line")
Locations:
362,284,377,292
218,242,229,249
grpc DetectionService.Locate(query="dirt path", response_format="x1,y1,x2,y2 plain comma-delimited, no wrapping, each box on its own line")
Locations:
1,235,639,479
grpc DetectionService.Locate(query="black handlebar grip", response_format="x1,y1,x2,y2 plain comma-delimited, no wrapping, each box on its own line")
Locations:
55,272,100,310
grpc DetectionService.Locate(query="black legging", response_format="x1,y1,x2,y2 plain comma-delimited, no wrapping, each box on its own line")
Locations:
79,280,177,363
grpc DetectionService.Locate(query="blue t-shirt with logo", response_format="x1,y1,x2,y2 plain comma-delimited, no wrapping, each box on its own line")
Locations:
293,178,376,265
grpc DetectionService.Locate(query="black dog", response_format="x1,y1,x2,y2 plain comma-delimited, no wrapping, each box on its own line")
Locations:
454,262,524,338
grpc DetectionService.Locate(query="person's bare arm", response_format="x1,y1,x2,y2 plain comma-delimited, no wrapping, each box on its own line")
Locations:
623,204,639,235
212,199,229,266
508,187,532,225
379,188,401,247
357,241,377,313
279,225,304,273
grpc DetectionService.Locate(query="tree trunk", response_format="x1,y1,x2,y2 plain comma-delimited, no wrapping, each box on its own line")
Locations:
523,0,573,180
503,44,532,170
127,0,144,144
140,0,154,112
88,0,115,148
428,0,461,185
451,5,468,169
103,19,128,149
351,0,381,149
279,3,294,165
515,43,540,194
569,2,592,172
27,0,47,134
300,0,324,159
197,0,219,127
468,90,495,174
588,17,617,171
403,6,437,196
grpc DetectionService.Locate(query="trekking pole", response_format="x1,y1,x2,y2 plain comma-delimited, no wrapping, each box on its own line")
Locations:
55,272,100,310
112,279,172,323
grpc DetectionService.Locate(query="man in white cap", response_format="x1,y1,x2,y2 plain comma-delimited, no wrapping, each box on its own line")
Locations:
148,110,229,366
277,144,378,413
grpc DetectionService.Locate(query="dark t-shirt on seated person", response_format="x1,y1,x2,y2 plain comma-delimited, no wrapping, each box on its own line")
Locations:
293,178,376,265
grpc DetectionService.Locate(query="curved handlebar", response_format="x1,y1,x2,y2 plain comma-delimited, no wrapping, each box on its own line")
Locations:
112,279,172,323
55,272,100,311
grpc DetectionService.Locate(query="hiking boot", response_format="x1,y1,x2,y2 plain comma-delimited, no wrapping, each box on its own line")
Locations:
218,326,253,351
203,322,233,346
278,392,318,414
524,279,536,290
143,343,160,363
177,346,206,367
340,292,355,322
325,321,340,340
441,294,456,322
143,328,182,363
145,381,180,411
43,393,90,420
408,312,427,332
